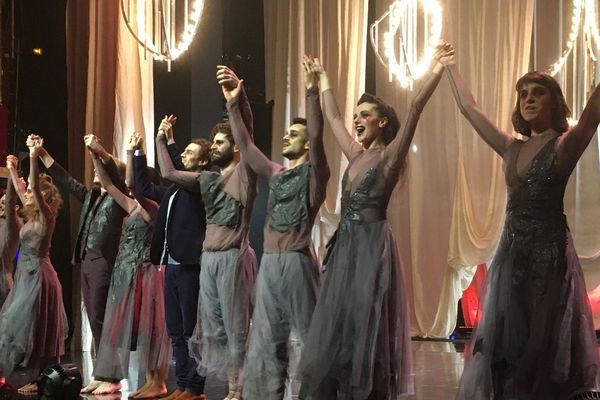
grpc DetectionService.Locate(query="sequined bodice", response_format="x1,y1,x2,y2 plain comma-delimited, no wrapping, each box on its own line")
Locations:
340,152,389,224
505,137,566,227
111,212,152,291
199,172,242,229
268,163,310,232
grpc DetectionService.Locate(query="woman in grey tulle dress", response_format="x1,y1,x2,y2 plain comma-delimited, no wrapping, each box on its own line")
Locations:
79,134,170,398
443,44,600,399
298,46,450,400
0,143,67,394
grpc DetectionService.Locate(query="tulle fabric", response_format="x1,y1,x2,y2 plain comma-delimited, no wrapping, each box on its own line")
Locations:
189,246,257,380
456,230,600,400
0,255,67,376
243,251,320,400
298,220,413,400
134,265,171,380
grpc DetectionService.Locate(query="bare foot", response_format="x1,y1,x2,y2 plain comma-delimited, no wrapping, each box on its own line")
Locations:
129,379,153,398
134,382,167,399
91,381,122,395
81,380,104,393
17,382,37,395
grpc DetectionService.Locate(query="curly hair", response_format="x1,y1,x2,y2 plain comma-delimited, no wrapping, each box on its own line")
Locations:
511,71,571,136
23,173,63,218
210,122,234,145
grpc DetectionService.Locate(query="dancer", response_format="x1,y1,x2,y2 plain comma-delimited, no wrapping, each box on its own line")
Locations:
0,138,67,394
80,134,169,397
215,62,329,400
298,45,449,400
36,134,126,348
156,107,257,399
0,161,22,308
135,126,211,400
443,44,600,399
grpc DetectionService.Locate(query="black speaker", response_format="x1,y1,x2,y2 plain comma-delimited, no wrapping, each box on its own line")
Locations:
36,363,82,399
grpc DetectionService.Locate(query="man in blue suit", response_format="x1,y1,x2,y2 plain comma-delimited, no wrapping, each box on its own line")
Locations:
132,125,210,400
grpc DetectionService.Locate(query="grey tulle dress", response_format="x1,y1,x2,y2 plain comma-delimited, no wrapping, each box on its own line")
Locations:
0,192,67,376
298,149,413,400
93,209,170,382
456,136,600,400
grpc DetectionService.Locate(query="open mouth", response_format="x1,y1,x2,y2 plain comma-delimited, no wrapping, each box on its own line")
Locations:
356,126,365,134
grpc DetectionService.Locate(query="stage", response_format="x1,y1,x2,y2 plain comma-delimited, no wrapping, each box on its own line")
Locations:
4,340,465,399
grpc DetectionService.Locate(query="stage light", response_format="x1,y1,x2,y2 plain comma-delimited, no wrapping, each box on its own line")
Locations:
36,363,82,399
121,0,204,67
547,0,600,76
32,48,43,56
370,0,443,89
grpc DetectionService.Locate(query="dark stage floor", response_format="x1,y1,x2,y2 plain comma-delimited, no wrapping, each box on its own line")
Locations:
3,341,465,399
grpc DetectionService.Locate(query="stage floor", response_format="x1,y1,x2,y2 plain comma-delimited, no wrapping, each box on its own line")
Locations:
6,340,465,399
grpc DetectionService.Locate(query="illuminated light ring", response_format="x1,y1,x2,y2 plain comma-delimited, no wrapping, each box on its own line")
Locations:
584,0,600,61
370,0,443,88
121,0,204,62
548,0,584,76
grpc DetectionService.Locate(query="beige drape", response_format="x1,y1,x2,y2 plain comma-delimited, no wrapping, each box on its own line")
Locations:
264,0,370,258
69,0,154,350
85,0,154,174
376,0,535,337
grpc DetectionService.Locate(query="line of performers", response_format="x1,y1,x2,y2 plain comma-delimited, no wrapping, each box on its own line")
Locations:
1,41,600,400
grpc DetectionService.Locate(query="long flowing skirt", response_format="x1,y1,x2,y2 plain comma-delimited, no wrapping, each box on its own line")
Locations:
299,220,413,400
243,251,320,400
0,256,67,376
189,246,257,380
456,230,600,400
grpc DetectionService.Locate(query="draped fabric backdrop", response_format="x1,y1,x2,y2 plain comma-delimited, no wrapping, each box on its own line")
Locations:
66,0,154,350
264,0,600,338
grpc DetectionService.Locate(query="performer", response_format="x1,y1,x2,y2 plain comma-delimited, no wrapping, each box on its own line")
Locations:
443,44,600,399
36,134,126,349
156,108,257,399
0,166,21,308
135,125,211,400
0,139,67,394
80,134,169,397
298,44,449,400
215,62,329,400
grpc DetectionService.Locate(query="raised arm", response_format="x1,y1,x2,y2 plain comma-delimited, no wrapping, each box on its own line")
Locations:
443,46,512,156
303,56,330,190
32,134,88,203
6,153,27,206
383,45,447,171
125,133,160,220
217,66,279,178
4,156,23,245
559,82,600,166
27,138,53,225
312,58,362,159
155,133,200,191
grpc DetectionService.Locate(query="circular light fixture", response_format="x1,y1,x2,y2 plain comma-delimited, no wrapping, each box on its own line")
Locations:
121,0,204,68
370,0,443,88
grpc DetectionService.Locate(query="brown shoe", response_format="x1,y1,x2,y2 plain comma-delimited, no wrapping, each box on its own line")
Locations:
162,389,185,400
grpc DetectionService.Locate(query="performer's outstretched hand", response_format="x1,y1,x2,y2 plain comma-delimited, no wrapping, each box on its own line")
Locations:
301,55,318,90
158,115,177,140
216,65,243,102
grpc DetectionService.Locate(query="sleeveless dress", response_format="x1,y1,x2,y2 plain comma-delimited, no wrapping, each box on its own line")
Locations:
0,215,67,376
456,137,600,399
299,149,413,399
93,210,168,382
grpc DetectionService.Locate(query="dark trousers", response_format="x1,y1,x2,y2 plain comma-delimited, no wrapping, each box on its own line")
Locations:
165,263,205,395
81,250,113,350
